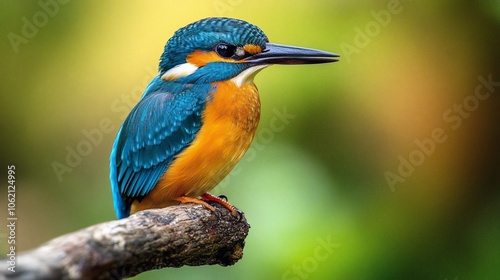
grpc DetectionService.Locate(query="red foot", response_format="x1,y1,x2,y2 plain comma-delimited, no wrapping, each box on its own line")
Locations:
174,196,215,212
201,193,238,216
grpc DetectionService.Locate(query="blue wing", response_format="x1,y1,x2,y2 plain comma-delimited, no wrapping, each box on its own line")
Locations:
110,78,212,218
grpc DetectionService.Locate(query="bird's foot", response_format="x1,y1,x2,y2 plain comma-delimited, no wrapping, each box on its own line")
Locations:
201,193,239,216
174,195,215,212
174,193,240,217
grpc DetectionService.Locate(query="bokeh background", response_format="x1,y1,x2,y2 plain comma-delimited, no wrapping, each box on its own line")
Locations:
1,0,499,279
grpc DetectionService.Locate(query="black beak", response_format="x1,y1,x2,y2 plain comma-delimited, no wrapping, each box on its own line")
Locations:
247,43,339,65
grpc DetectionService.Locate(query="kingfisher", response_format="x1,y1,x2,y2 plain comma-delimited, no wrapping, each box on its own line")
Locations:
110,17,338,219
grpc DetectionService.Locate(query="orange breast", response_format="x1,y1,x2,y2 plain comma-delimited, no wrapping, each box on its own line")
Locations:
131,80,260,213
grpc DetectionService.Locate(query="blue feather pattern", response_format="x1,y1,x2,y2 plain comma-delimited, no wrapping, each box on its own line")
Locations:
110,77,213,218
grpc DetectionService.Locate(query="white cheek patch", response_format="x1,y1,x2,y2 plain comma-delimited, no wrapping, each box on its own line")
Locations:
161,63,199,81
231,64,268,87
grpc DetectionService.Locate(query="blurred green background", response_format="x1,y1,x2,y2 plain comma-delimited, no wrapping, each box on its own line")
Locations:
1,0,499,279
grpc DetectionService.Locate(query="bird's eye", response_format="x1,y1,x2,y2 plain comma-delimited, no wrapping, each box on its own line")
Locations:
215,43,236,58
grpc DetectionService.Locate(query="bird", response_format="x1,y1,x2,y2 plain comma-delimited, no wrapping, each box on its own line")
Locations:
110,17,339,219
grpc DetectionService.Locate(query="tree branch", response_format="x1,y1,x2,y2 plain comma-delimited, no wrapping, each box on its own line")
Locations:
1,203,250,280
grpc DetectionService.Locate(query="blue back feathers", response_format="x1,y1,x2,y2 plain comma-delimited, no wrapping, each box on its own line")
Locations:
111,76,212,218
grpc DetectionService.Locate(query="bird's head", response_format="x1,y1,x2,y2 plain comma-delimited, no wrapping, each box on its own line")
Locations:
159,17,338,86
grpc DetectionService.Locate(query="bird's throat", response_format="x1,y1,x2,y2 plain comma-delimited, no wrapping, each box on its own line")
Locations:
231,64,268,87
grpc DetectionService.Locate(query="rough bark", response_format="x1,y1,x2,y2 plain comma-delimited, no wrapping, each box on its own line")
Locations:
0,203,249,280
